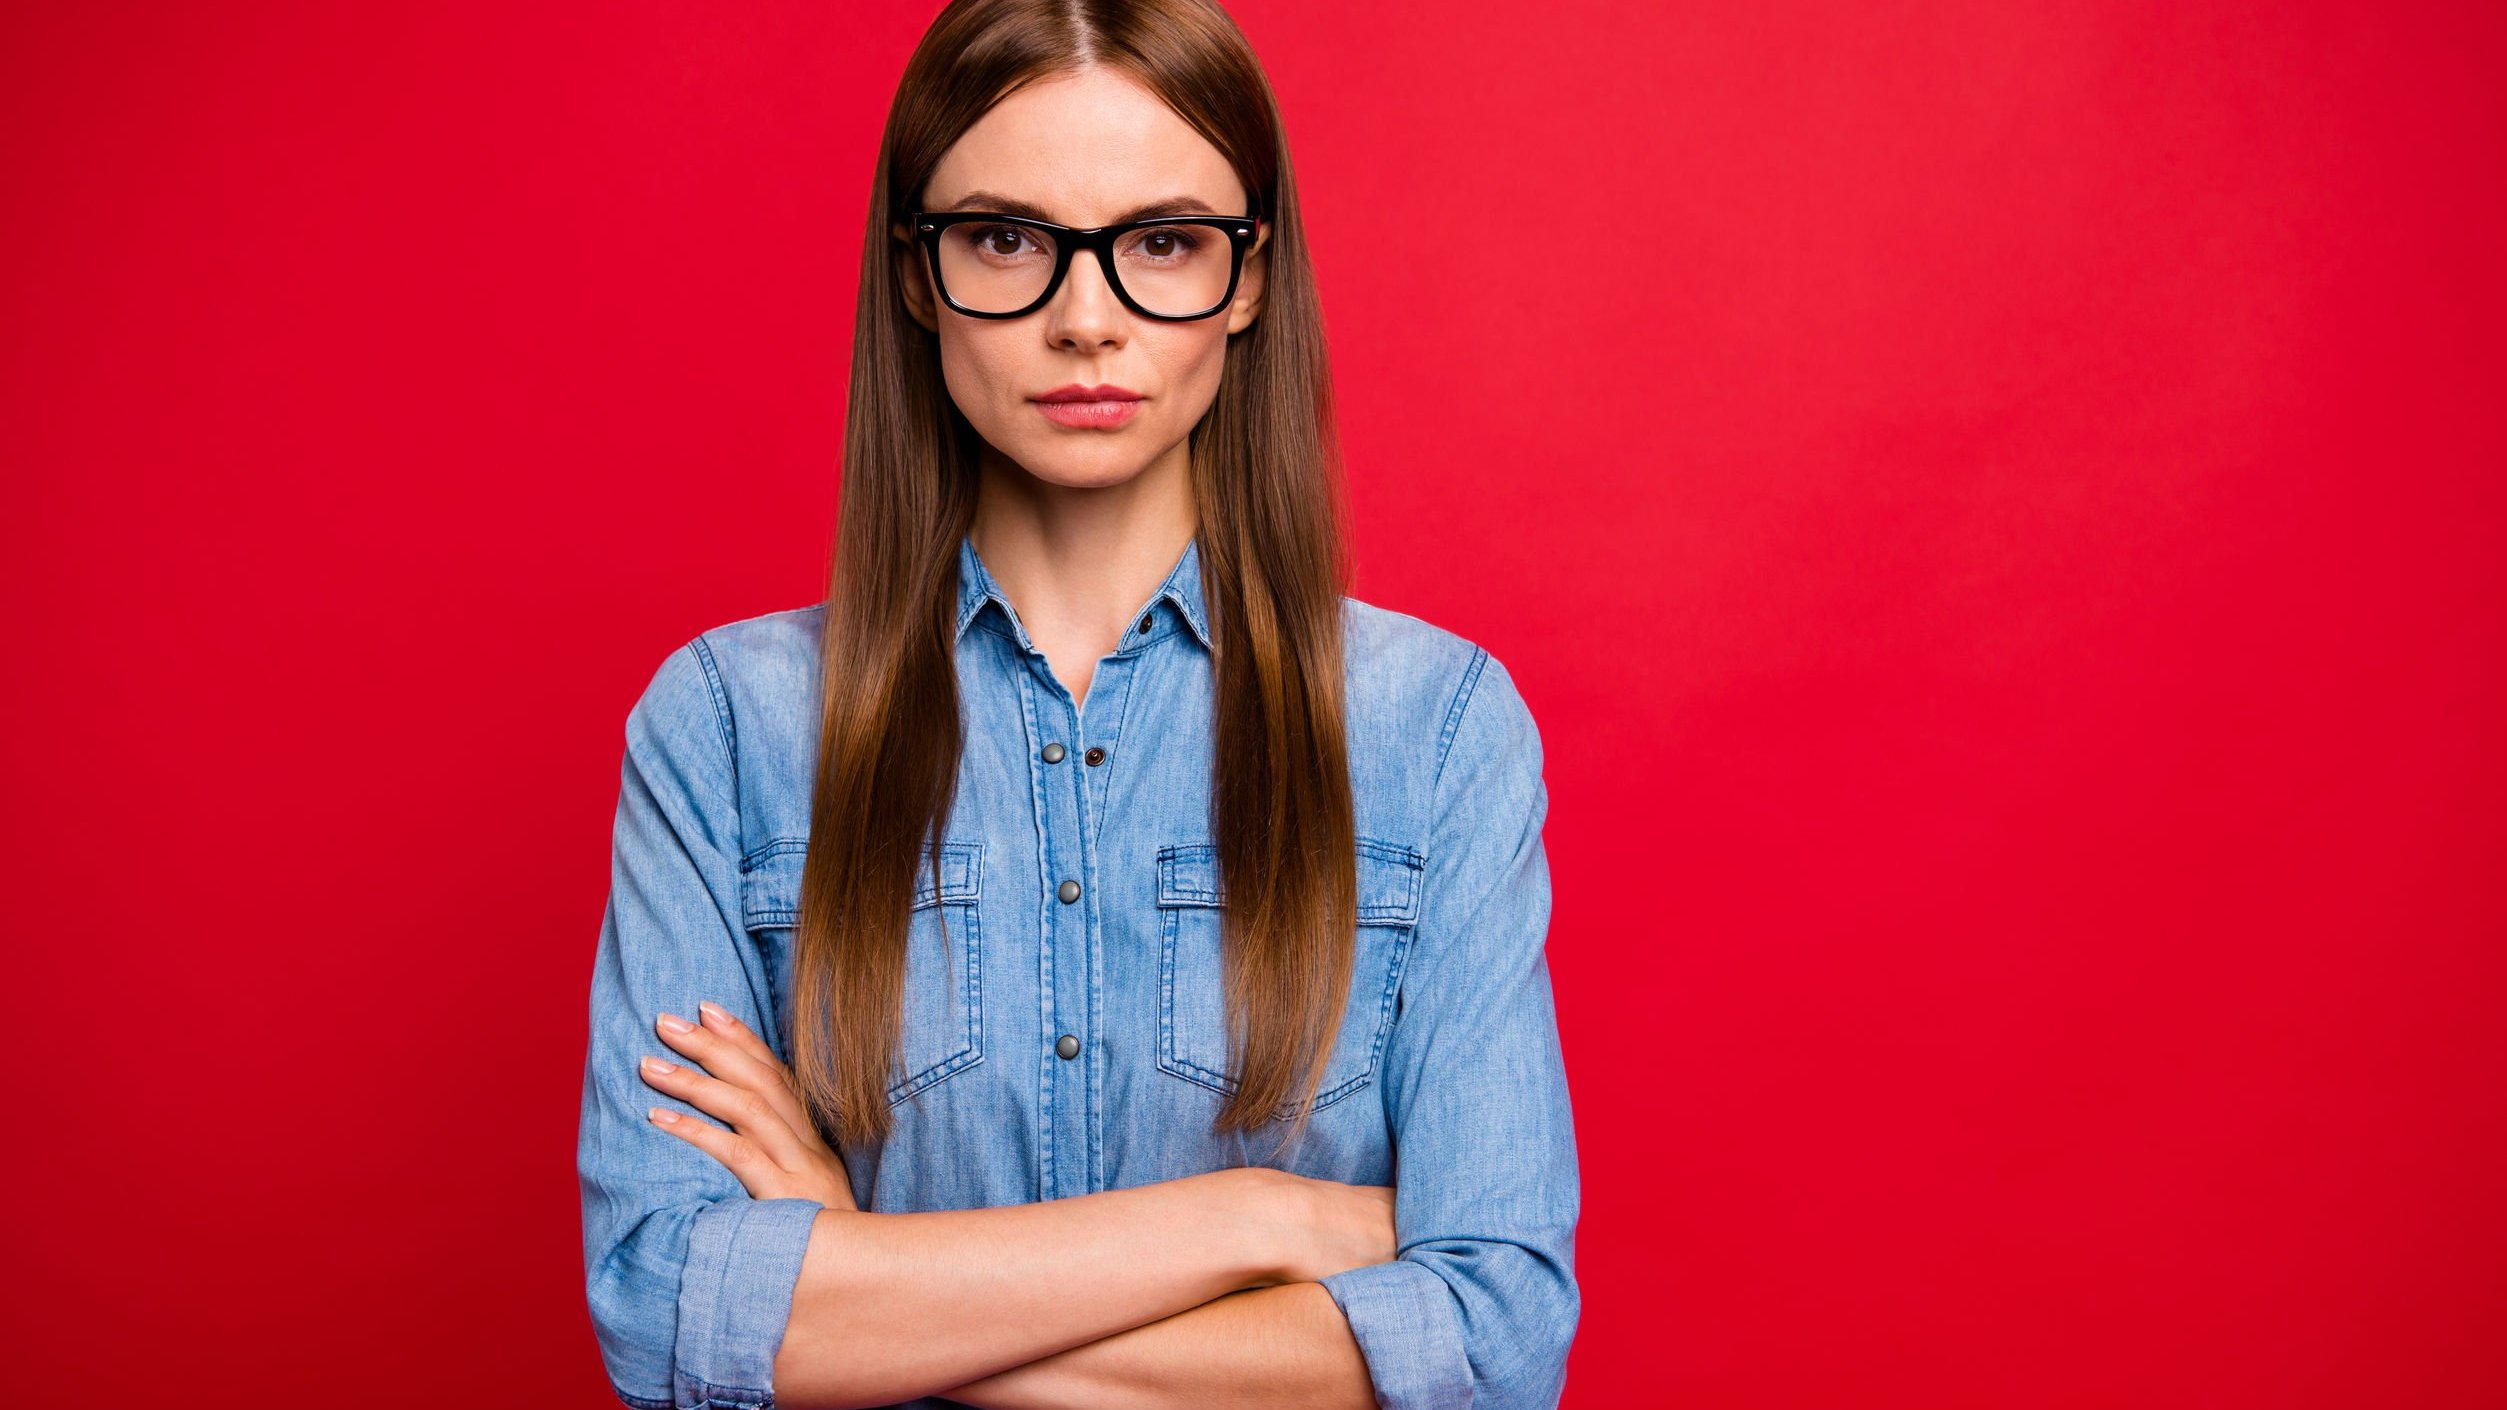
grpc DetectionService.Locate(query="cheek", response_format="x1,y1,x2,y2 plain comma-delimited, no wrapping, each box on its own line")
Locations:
1142,327,1232,422
935,329,1024,433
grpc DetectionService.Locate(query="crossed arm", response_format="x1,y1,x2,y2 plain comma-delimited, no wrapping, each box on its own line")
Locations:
762,1174,1377,1410
931,1283,1373,1410
614,995,1387,1409
584,641,1576,1410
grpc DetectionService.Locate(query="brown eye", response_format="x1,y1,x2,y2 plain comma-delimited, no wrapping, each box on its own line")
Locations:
957,223,1046,262
1119,227,1206,265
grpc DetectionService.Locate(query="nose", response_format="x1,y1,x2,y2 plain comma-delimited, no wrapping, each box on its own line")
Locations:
1043,248,1126,349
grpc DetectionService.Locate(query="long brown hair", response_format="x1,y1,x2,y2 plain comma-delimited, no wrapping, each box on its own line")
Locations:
791,0,1358,1157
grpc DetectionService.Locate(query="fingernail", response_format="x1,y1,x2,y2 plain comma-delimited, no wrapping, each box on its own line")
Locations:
644,1056,677,1075
699,1001,733,1026
658,1012,695,1034
649,1107,680,1125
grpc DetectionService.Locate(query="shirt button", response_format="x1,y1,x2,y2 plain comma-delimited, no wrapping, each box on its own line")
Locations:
1137,615,1152,634
1055,1033,1080,1060
1057,879,1081,903
1041,742,1066,763
1084,746,1107,766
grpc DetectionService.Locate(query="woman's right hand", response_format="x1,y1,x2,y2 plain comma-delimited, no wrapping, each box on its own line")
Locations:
1246,1168,1398,1285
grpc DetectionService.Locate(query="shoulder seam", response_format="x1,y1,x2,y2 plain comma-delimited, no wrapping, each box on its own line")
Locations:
1429,645,1490,793
683,636,741,803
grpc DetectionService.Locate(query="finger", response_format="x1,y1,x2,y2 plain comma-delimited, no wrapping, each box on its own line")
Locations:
682,1002,840,1152
695,1000,786,1073
644,1102,776,1195
643,1035,818,1174
653,1008,826,1151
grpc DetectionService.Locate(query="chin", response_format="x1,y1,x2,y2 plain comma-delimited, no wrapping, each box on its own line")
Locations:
1006,439,1153,487
1023,460,1151,491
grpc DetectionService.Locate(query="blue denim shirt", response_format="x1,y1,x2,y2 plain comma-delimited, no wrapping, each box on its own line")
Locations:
579,531,1580,1410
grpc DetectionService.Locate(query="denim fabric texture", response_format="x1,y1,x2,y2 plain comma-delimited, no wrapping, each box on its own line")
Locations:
579,531,1581,1409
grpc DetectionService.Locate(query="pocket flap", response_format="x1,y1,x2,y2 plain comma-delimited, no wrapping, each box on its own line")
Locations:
739,838,981,927
739,841,808,928
1156,838,1424,925
1155,843,1226,908
912,841,983,910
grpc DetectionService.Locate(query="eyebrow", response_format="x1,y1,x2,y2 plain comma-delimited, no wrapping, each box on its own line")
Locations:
933,189,1234,224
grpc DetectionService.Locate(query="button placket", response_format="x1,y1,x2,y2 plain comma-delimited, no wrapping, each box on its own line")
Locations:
1020,664,1098,1200
1069,648,1142,855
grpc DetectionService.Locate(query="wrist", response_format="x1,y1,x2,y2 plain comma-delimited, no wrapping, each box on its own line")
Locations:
1215,1165,1305,1288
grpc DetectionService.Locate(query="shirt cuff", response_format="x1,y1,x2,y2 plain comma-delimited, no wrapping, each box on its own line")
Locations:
1320,1257,1473,1410
673,1196,824,1408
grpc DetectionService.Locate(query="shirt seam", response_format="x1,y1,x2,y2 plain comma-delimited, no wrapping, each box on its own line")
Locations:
685,637,740,786
1428,645,1489,795
684,636,746,858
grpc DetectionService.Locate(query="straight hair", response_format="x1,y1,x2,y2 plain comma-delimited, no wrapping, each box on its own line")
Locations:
790,0,1361,1163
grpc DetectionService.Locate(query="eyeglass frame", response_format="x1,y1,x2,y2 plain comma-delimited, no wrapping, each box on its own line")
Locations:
904,201,1264,322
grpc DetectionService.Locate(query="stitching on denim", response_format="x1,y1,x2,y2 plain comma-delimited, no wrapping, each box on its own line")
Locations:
670,1374,772,1410
1161,1045,1374,1118
685,636,739,800
736,838,980,925
1096,640,1150,847
728,839,985,1105
1358,924,1412,1077
971,614,1030,652
607,1380,673,1410
1354,839,1426,923
684,1201,742,1406
953,568,986,641
1431,645,1489,793
1154,838,1424,1119
1154,842,1225,904
1155,534,1211,648
738,836,810,872
887,856,983,1107
915,839,984,908
1156,840,1421,918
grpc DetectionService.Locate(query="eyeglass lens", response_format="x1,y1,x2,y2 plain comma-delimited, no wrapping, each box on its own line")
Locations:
934,222,1235,316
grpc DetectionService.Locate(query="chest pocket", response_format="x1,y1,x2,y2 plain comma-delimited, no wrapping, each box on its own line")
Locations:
1154,837,1425,1120
740,837,986,1108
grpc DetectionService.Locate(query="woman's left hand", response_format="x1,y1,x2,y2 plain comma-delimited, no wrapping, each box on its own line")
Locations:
638,1001,859,1212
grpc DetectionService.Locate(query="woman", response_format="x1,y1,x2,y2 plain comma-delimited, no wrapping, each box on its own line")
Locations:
577,2,1579,1407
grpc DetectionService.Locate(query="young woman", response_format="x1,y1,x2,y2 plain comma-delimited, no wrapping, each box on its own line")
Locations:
576,3,1580,1407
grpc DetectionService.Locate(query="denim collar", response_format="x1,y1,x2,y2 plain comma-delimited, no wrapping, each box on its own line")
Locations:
954,529,1214,654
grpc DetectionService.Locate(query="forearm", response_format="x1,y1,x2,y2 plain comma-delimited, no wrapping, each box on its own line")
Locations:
931,1281,1376,1410
771,1167,1287,1410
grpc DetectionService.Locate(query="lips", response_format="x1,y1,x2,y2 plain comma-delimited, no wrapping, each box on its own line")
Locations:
1029,383,1145,429
1032,383,1144,403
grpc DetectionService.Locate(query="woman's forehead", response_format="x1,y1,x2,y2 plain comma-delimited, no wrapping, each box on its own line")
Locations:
924,69,1242,222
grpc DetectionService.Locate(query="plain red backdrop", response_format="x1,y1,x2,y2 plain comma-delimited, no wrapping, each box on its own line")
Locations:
4,1,2501,1405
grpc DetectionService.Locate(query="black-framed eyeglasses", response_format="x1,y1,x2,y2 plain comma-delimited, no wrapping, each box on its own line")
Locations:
906,204,1262,321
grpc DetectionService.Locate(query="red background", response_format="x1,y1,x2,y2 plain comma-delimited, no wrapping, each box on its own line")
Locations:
5,2,2501,1405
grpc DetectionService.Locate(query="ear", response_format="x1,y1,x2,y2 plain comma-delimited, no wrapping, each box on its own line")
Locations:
892,219,939,333
1224,218,1269,335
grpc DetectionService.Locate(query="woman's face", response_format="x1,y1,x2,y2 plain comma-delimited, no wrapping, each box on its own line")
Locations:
893,66,1267,496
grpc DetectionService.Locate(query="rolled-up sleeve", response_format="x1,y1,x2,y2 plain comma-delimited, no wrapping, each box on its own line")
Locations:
1320,647,1583,1410
578,638,825,1410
